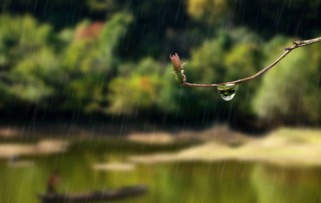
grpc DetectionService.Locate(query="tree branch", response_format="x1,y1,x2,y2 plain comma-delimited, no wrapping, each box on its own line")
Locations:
169,36,321,87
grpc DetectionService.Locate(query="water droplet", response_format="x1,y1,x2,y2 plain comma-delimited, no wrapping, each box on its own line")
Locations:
217,83,238,101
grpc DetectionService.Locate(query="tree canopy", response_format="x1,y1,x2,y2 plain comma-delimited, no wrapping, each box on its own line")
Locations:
1,0,321,126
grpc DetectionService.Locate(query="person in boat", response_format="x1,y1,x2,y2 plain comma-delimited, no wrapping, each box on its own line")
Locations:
47,170,61,195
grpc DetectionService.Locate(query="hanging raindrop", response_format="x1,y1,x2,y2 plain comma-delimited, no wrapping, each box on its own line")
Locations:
216,83,238,101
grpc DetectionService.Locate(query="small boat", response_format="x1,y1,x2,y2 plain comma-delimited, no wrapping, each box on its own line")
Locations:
38,185,147,203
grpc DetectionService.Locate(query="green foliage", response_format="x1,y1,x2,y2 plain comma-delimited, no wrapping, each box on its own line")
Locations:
1,1,321,126
107,58,162,115
62,13,133,113
65,74,106,113
0,15,56,105
64,13,133,73
0,15,53,69
8,49,59,103
107,75,157,115
186,30,263,116
224,41,263,115
189,35,229,84
157,64,193,115
253,38,321,124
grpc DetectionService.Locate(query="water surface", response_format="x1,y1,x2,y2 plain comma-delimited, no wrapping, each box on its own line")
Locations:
1,139,321,203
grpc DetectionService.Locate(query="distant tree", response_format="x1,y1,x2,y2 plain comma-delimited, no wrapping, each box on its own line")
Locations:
61,12,133,113
107,58,162,115
0,15,57,106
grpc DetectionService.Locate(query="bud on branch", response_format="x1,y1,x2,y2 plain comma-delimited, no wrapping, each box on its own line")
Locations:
169,53,186,85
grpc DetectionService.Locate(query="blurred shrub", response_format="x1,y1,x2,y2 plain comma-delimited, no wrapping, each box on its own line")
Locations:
182,29,263,117
224,38,263,115
253,37,321,124
0,15,53,69
64,13,133,73
0,13,133,114
0,15,56,106
8,49,60,103
107,58,162,115
61,12,133,113
157,63,197,116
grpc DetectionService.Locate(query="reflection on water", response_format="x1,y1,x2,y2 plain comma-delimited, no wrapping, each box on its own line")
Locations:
1,140,321,203
252,164,321,203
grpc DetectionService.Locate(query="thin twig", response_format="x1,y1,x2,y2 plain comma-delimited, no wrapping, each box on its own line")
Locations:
169,36,321,87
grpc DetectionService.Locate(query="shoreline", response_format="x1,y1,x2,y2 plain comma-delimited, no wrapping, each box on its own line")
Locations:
1,124,321,167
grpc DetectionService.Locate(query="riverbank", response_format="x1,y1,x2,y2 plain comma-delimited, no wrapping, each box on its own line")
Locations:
130,128,321,167
1,124,321,167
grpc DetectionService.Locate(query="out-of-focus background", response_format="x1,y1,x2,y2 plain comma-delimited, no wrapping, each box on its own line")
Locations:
1,1,321,203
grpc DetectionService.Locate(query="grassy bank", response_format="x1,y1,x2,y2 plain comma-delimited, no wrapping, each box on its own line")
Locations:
1,125,321,167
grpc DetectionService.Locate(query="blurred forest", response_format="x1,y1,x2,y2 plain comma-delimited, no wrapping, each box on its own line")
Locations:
0,0,321,128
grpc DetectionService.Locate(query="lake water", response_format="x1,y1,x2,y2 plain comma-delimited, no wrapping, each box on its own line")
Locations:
1,139,321,203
